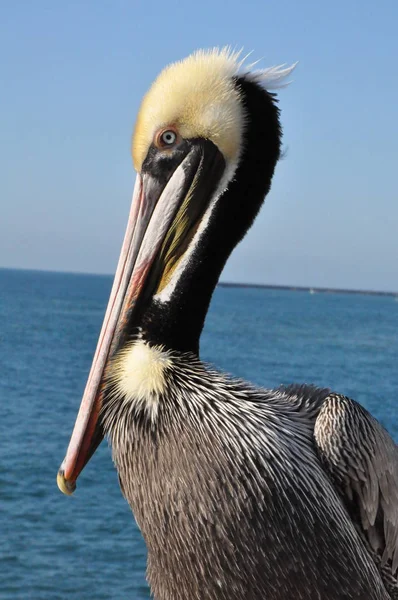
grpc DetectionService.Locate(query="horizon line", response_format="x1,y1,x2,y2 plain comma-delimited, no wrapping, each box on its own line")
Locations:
1,265,397,297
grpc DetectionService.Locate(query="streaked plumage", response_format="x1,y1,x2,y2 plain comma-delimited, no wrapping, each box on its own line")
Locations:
58,49,398,599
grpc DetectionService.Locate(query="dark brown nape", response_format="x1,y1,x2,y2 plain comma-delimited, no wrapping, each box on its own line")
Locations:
140,77,283,354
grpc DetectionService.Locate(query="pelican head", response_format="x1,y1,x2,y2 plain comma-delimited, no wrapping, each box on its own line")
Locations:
57,48,294,495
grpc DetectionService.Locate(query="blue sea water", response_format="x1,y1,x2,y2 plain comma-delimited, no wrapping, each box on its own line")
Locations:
1,267,397,599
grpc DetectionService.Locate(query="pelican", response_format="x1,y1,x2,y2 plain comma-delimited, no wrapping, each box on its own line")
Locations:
57,49,398,599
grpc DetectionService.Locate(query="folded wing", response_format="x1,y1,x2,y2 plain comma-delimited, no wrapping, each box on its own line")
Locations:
314,393,398,594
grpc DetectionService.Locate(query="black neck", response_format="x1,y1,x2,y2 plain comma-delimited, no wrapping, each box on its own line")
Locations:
140,78,282,354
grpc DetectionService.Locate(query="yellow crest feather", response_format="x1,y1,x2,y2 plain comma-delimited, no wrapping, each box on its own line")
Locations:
132,48,244,171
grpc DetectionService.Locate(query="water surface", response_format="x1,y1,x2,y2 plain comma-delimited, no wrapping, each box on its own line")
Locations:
1,268,397,599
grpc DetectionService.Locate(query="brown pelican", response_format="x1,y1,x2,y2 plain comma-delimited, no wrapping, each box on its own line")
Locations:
57,48,398,599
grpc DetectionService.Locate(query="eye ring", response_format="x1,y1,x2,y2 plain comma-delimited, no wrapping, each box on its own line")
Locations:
155,128,179,149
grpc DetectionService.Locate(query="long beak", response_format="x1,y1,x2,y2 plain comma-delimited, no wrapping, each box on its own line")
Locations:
57,140,225,495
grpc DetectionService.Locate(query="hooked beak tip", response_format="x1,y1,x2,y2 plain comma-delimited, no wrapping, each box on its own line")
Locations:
57,468,76,496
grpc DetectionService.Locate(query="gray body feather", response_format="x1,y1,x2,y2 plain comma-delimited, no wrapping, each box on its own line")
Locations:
103,355,398,599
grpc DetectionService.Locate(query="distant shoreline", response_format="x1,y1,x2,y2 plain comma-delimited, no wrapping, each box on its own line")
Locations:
1,266,397,297
219,282,398,298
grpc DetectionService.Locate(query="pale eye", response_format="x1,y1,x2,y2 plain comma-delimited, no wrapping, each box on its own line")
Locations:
160,130,177,146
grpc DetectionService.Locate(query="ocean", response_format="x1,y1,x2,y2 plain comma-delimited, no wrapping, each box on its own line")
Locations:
1,267,397,599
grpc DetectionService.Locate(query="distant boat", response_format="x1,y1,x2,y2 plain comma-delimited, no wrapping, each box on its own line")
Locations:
309,288,316,295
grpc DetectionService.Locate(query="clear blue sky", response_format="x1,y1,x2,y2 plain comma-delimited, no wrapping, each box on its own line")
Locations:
1,0,397,292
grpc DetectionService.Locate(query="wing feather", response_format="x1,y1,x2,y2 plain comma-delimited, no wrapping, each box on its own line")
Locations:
314,393,398,578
